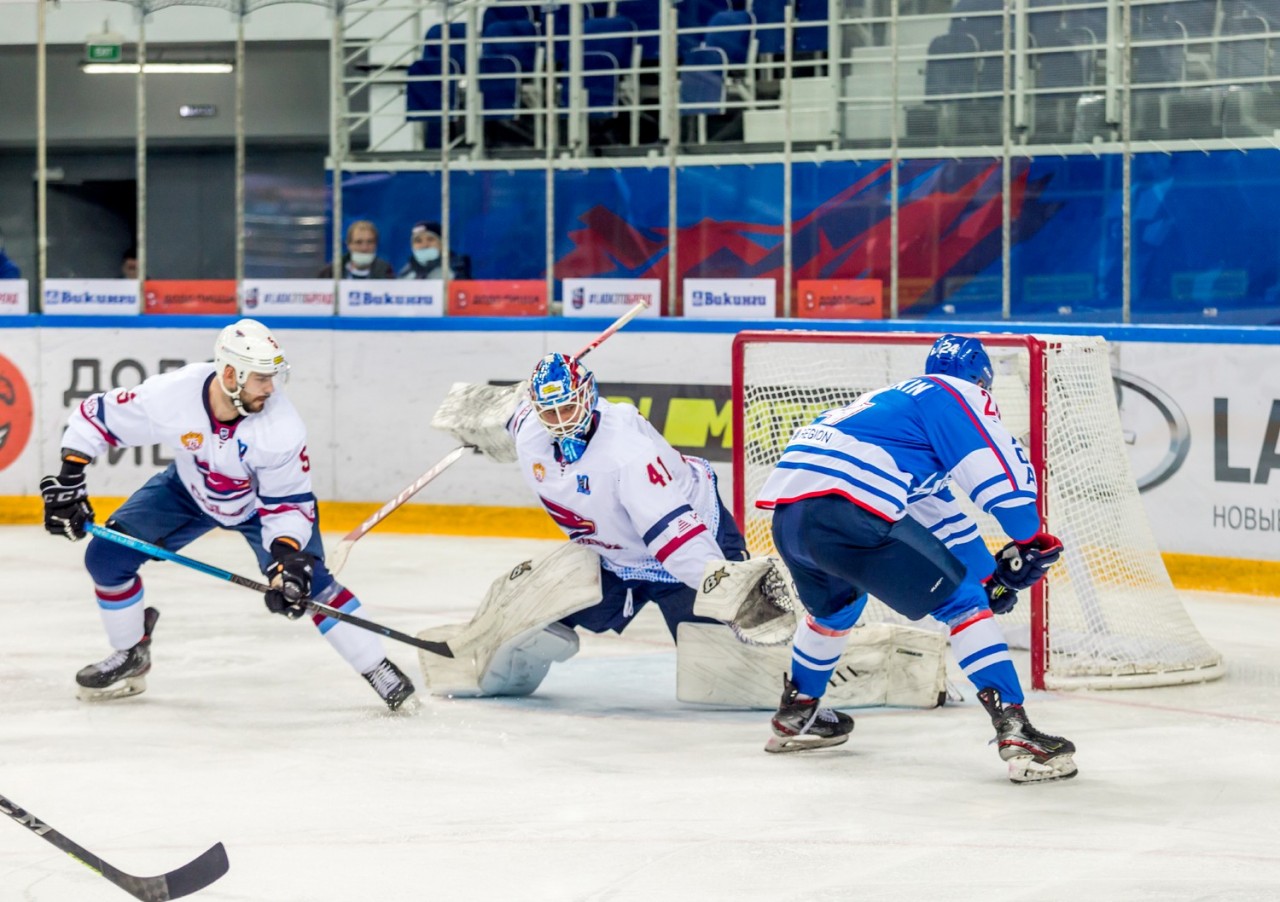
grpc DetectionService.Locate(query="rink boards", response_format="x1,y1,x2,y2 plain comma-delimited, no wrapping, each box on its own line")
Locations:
0,315,1276,591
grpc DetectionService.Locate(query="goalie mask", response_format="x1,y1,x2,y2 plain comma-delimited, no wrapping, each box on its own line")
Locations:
925,333,994,390
214,319,289,415
528,353,598,464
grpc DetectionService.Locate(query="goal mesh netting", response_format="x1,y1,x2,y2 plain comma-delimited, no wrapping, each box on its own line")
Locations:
733,331,1225,690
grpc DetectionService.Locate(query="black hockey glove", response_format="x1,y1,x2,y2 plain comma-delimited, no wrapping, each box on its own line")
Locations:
39,472,94,541
264,541,315,620
992,531,1064,592
984,578,1018,615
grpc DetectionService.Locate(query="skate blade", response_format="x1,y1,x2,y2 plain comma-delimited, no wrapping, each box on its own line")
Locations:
764,732,851,754
76,676,148,702
386,693,421,714
1006,754,1078,784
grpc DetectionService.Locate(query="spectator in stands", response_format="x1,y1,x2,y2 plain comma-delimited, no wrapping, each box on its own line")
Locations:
0,229,20,280
319,220,394,279
398,220,471,281
121,248,138,280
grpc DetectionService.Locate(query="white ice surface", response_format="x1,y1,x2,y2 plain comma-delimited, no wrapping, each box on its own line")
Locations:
1,526,1279,901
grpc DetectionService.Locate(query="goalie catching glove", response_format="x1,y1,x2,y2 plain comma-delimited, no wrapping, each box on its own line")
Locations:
264,541,315,619
693,557,797,646
991,531,1063,593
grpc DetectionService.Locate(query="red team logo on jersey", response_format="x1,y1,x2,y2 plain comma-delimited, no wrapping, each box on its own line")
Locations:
540,496,595,539
0,353,33,473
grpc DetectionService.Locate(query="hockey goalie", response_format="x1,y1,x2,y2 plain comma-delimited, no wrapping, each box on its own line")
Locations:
419,352,947,710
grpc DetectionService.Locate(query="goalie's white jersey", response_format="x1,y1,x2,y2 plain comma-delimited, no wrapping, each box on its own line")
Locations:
510,397,726,588
60,362,317,550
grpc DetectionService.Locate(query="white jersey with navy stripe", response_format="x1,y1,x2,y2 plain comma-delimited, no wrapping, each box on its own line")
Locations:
60,362,317,550
756,374,1041,549
511,397,725,587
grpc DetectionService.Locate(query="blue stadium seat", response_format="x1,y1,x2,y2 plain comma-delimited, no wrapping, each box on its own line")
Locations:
795,0,828,54
478,54,522,121
615,0,663,60
483,19,540,73
705,9,755,65
753,0,788,55
406,56,461,148
1033,27,1097,141
482,3,535,34
423,22,467,73
681,44,728,142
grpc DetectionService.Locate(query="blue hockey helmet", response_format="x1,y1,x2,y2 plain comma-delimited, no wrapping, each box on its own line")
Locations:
925,334,994,390
528,352,598,463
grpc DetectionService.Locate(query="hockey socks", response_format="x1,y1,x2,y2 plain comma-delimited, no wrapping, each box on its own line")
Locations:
789,601,861,699
93,577,146,650
948,608,1024,705
311,586,387,675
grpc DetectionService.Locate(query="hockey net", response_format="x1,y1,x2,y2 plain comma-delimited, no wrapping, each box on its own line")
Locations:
732,331,1225,690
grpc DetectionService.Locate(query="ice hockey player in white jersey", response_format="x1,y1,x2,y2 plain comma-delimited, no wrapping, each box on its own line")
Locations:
39,319,416,710
419,352,795,698
755,334,1075,782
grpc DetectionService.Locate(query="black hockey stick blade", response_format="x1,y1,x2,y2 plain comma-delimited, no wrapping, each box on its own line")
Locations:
306,599,455,657
0,793,229,900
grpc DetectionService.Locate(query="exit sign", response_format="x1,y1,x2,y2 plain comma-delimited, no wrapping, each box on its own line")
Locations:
86,43,122,62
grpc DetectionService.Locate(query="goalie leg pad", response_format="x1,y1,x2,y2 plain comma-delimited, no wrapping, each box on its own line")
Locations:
417,542,601,696
478,623,580,696
676,621,947,709
692,557,797,647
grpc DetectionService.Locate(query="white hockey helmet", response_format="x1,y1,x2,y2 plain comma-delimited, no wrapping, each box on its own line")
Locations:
213,319,288,409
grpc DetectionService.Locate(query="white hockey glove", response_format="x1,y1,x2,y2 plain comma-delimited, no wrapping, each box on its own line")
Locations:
693,557,797,647
430,381,528,463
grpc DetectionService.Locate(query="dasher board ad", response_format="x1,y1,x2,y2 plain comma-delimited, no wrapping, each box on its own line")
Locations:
682,279,777,319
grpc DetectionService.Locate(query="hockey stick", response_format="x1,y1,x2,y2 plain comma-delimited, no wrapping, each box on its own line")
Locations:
327,444,470,576
85,524,454,658
325,297,654,573
570,296,651,359
0,792,228,901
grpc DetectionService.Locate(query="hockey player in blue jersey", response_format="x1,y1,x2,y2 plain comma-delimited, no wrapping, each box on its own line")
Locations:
755,334,1075,783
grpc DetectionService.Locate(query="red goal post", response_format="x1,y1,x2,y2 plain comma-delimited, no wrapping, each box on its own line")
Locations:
731,330,1225,691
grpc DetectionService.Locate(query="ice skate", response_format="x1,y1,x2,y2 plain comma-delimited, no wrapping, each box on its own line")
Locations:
76,607,159,701
764,675,854,753
978,688,1077,784
364,658,417,711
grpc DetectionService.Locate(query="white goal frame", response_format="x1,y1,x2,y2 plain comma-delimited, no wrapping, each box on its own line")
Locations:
731,330,1226,691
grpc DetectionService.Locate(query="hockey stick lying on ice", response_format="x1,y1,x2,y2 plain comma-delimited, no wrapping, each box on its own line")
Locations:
326,296,654,574
326,444,471,576
0,791,228,900
85,523,454,658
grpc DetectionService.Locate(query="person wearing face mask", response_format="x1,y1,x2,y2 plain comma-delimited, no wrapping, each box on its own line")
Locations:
319,220,394,279
397,220,472,281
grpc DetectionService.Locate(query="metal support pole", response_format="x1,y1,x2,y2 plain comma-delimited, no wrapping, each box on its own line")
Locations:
544,3,557,311
1121,0,1132,323
235,9,246,288
889,0,900,319
665,0,678,316
1001,0,1012,320
330,3,345,303
136,8,147,287
783,1,794,317
36,0,48,298
440,0,452,304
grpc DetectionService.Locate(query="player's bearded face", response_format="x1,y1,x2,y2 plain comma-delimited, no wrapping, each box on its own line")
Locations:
239,372,276,413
